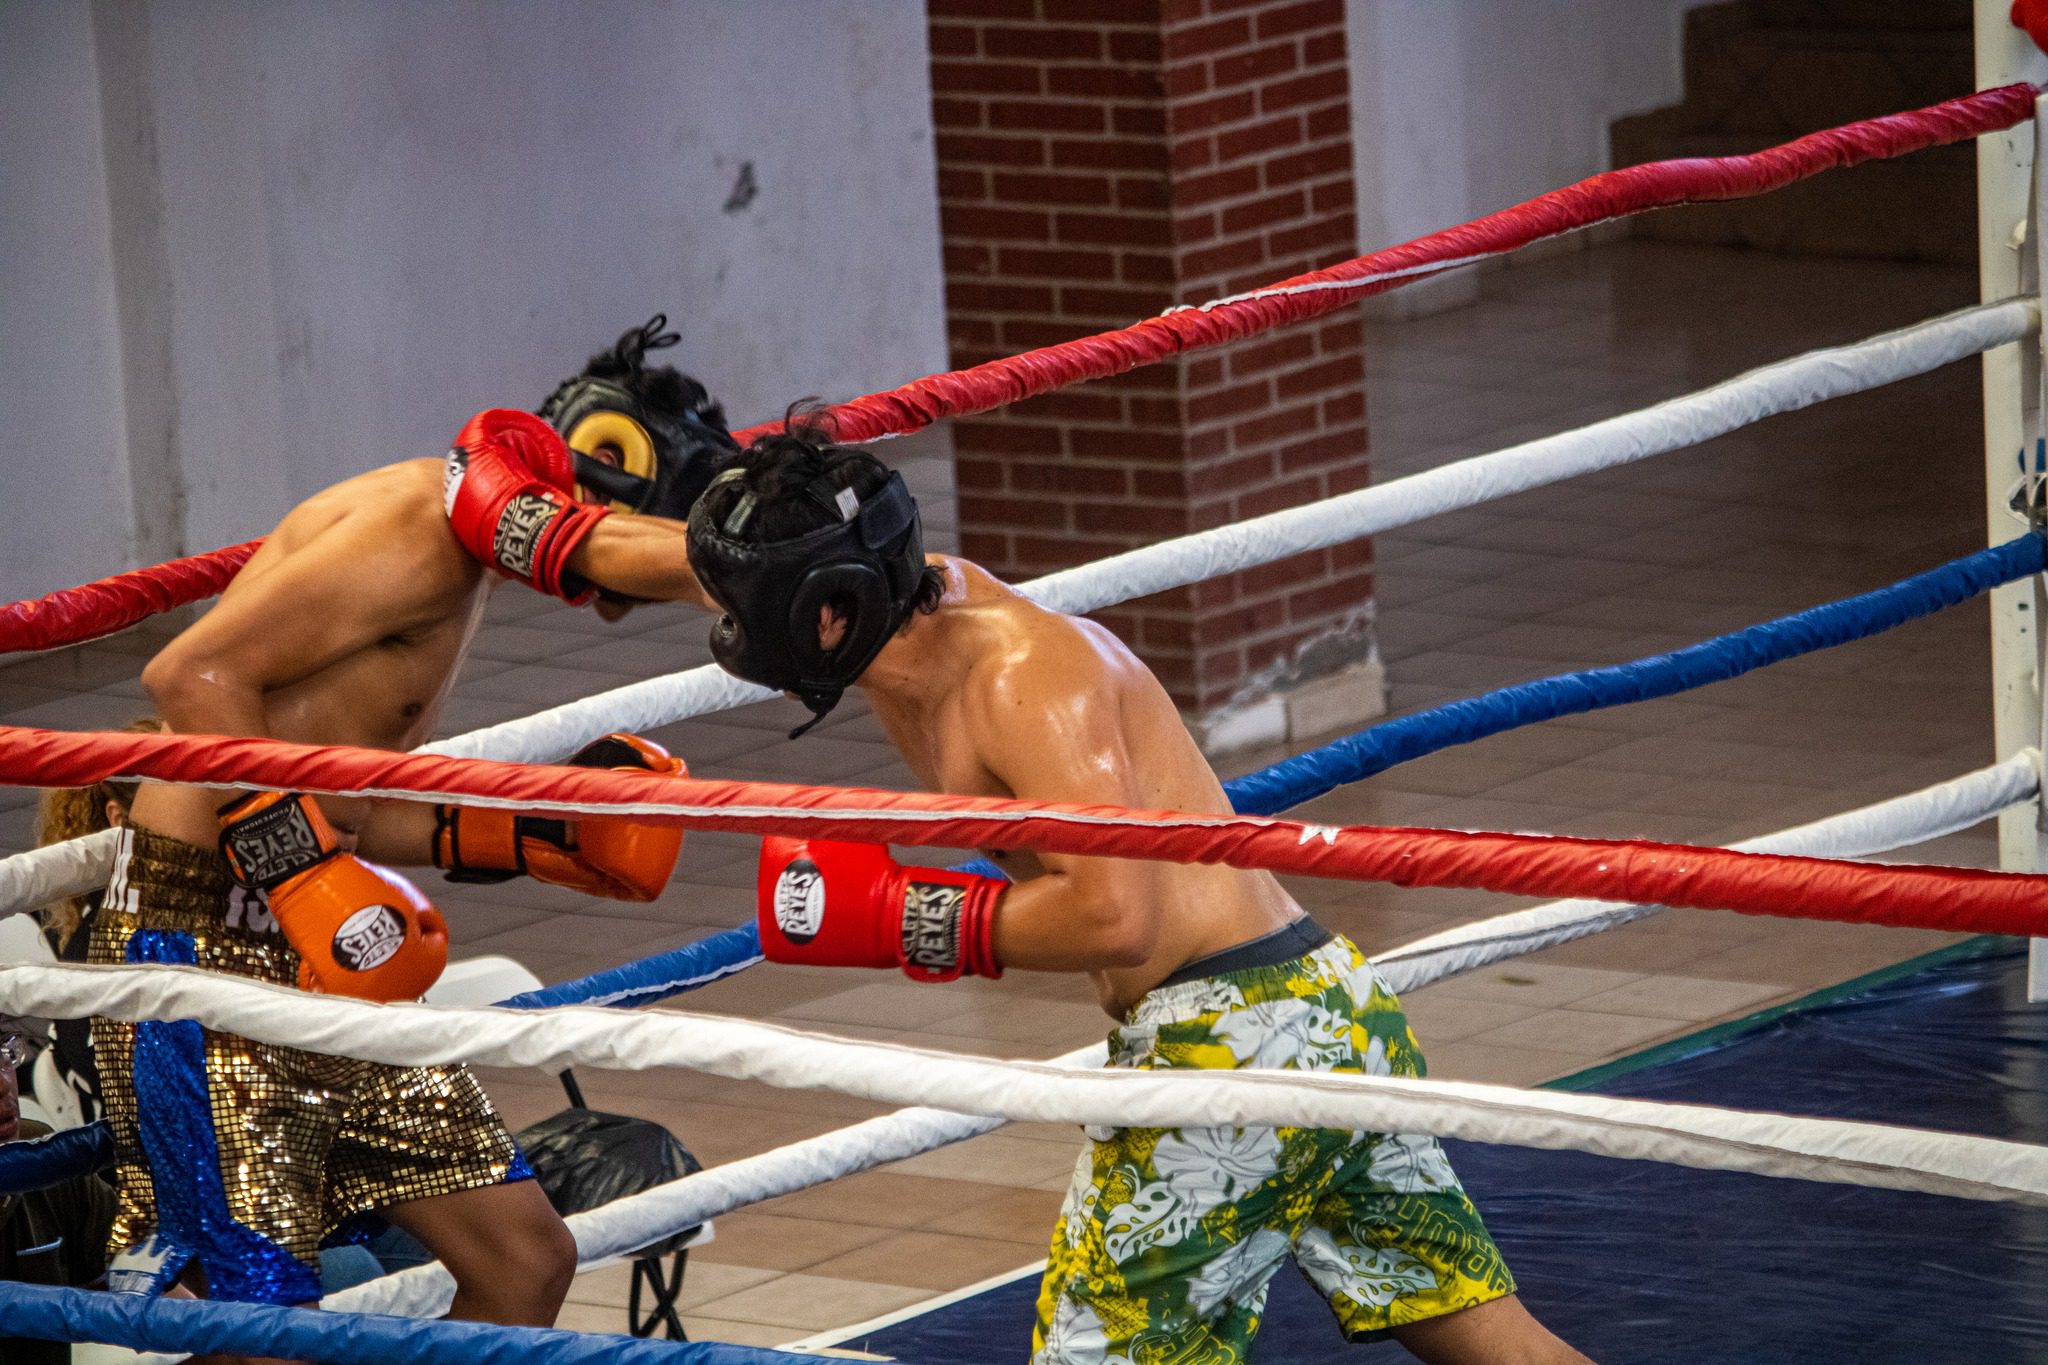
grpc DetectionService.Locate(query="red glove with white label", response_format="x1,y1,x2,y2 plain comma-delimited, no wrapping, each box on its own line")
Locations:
219,791,449,1001
444,408,610,603
757,836,1005,983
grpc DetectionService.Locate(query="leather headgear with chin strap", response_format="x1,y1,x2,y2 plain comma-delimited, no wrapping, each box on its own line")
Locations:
686,465,926,737
538,314,740,523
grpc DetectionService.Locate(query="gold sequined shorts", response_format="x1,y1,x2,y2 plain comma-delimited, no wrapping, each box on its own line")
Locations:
89,826,528,1304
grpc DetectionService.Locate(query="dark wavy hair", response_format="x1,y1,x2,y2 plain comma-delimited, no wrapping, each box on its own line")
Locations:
559,315,731,434
696,402,944,622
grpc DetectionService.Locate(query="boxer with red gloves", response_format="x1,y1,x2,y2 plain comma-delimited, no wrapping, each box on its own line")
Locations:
104,318,732,1325
433,733,686,902
686,419,1586,1365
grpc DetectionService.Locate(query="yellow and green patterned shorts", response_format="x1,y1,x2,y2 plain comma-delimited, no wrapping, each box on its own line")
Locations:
1032,932,1513,1363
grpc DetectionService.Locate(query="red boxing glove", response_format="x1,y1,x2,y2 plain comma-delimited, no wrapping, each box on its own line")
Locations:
2017,0,2048,53
435,733,687,901
444,408,611,603
219,791,449,1001
757,836,1004,983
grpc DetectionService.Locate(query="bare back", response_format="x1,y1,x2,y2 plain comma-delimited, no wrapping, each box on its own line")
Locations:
132,459,491,847
866,560,1298,1015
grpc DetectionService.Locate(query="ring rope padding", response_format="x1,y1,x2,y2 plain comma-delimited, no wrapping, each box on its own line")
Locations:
8,723,2048,935
6,959,2047,1210
1228,532,2048,814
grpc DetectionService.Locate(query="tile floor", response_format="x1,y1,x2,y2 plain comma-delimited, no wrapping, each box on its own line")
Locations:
0,239,2011,1347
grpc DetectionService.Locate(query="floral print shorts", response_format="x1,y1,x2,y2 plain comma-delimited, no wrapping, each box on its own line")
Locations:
1031,934,1514,1363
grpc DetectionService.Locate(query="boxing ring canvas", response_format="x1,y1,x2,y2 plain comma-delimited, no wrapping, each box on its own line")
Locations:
823,938,2048,1363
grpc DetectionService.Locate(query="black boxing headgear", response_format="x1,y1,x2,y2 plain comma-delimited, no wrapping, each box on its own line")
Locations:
687,465,926,737
538,314,740,522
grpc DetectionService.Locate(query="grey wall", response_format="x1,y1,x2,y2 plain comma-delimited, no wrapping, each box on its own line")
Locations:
2,0,947,597
1347,0,1718,314
2,2,139,599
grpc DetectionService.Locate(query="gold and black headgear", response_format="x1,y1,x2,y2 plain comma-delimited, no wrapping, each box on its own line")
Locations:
539,315,740,522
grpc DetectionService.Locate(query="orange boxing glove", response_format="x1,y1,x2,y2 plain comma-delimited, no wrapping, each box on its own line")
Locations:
218,791,449,1001
434,733,686,902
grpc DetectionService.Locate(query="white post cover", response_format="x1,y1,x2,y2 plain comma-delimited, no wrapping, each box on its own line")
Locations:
1974,4,2048,998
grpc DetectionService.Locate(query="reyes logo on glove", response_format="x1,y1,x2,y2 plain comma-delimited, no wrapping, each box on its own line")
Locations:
332,904,409,972
772,859,826,944
900,882,966,975
493,493,561,578
221,800,331,889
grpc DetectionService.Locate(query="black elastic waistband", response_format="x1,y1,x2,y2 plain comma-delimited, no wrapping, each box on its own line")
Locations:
1158,915,1334,989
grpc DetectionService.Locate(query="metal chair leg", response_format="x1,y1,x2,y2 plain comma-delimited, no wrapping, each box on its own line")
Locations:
628,1249,690,1340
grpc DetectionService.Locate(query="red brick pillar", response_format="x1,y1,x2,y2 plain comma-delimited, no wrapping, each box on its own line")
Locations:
928,0,1373,736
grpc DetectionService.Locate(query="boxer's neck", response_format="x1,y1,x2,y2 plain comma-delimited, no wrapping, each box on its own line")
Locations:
854,556,974,711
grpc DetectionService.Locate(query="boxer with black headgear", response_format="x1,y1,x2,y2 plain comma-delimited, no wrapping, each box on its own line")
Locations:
686,422,930,736
539,314,741,523
676,417,1582,1365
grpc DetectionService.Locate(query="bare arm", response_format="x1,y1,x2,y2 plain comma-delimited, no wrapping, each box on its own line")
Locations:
138,501,469,840
566,515,716,610
352,798,441,868
141,507,462,737
975,660,1164,973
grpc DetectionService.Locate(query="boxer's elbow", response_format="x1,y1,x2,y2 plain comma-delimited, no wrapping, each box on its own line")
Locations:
141,648,255,731
1063,892,1157,968
1086,917,1158,969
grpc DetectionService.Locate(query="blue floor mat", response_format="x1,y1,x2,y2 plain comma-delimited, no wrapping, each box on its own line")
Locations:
835,938,2048,1363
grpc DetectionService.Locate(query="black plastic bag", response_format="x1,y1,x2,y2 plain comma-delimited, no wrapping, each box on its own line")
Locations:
515,1108,704,1257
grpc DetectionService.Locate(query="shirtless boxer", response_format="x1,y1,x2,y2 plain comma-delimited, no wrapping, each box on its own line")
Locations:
655,420,1589,1364
102,317,734,1355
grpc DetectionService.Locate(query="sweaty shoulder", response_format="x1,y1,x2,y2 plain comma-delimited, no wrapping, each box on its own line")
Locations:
259,459,478,598
959,584,1141,752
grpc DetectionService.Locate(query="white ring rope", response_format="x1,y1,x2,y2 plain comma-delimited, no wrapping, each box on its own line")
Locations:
5,955,2046,1209
418,298,2037,764
0,828,118,920
326,1044,1110,1320
1376,750,2043,993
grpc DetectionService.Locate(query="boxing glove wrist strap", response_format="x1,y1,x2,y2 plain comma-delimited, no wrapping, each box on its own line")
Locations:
219,791,343,890
898,871,1003,984
433,804,539,885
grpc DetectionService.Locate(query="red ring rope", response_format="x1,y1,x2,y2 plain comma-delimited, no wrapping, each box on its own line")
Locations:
0,85,2032,657
737,82,2038,447
0,541,261,655
4,724,2043,937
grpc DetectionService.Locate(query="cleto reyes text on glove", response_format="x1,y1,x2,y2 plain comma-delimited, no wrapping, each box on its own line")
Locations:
444,408,611,604
757,836,1004,984
218,790,449,1001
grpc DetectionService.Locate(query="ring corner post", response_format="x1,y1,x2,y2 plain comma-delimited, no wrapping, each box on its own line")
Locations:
1978,4,2048,998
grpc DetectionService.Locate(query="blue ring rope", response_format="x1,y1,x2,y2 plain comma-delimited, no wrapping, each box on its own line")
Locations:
1225,532,2047,815
0,1280,819,1364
